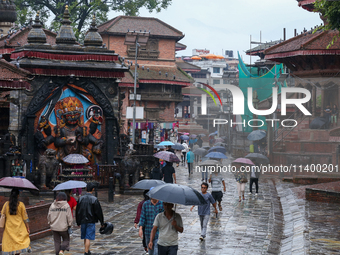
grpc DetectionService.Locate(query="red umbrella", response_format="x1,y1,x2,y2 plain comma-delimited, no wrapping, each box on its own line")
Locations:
232,158,254,165
0,177,39,191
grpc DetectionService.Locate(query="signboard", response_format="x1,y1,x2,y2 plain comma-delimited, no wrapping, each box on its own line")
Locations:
126,107,144,119
192,49,210,56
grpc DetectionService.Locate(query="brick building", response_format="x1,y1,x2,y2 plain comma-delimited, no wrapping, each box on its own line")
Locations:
98,16,193,144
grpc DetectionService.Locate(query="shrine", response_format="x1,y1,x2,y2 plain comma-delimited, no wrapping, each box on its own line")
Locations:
3,7,128,186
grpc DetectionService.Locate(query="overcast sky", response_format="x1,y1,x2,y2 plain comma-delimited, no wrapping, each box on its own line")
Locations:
109,0,321,64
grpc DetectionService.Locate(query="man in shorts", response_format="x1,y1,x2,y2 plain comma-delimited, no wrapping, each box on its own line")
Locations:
76,182,104,255
209,170,226,211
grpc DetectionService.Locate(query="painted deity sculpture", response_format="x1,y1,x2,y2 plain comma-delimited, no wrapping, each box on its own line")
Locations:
36,96,104,164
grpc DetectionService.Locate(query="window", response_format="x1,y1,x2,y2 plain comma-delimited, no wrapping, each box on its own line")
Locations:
223,79,229,84
213,79,220,85
192,73,206,79
127,39,160,59
213,67,220,73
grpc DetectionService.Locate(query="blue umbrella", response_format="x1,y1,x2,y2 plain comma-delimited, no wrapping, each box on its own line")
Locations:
208,146,227,154
158,141,175,146
180,135,189,140
205,152,228,159
209,131,218,137
247,130,266,141
171,143,185,150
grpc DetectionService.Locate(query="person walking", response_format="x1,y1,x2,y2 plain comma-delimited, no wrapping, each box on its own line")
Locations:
234,164,248,202
134,190,150,254
162,162,176,183
149,202,183,255
186,148,194,176
197,136,203,148
139,196,164,255
47,192,73,255
249,161,260,196
181,142,189,166
175,150,182,167
66,190,77,217
76,182,105,255
1,188,31,255
150,163,162,180
190,182,218,241
208,170,226,211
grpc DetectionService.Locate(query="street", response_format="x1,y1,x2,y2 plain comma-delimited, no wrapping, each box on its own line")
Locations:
31,157,340,255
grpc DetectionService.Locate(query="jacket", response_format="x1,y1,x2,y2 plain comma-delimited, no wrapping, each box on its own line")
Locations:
76,192,104,226
47,200,73,232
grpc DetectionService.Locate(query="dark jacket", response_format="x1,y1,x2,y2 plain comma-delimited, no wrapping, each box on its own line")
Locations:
151,167,162,180
76,192,104,226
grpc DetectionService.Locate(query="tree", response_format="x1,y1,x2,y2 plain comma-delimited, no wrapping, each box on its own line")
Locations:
314,0,340,48
14,0,172,40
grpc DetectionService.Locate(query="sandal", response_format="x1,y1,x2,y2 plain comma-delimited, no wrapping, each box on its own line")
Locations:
218,204,222,211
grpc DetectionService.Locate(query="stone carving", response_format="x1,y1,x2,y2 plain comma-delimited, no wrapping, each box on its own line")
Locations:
120,148,140,187
38,148,59,188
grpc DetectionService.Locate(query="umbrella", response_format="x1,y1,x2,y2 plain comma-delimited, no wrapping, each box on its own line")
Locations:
247,130,266,141
202,146,210,150
203,53,218,59
180,135,189,140
63,154,89,164
53,180,87,191
193,148,208,157
190,134,197,138
154,144,165,149
158,141,175,146
131,179,166,190
232,158,254,165
153,151,180,162
215,55,225,59
214,138,224,143
0,177,39,191
205,152,228,159
309,117,327,129
199,160,221,166
191,56,202,60
245,153,269,164
198,134,206,137
208,146,227,154
183,57,192,60
209,131,218,136
147,184,207,205
171,143,185,150
213,142,227,147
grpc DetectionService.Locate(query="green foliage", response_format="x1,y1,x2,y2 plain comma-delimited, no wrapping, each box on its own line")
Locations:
314,0,340,48
13,0,172,39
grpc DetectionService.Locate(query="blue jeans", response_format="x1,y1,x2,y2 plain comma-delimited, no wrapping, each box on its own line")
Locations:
145,234,158,255
201,171,208,181
158,244,178,255
199,215,210,238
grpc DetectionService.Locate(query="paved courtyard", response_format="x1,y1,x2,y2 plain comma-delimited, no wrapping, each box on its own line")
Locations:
29,156,340,255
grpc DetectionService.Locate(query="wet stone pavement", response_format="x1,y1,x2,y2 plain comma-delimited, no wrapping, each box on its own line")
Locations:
29,155,339,255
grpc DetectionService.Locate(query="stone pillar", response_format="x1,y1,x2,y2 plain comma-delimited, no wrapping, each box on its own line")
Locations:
312,86,316,117
321,85,325,117
26,115,36,181
105,117,116,165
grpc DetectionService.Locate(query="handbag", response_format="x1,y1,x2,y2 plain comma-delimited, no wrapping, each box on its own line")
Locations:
240,178,248,183
0,202,8,228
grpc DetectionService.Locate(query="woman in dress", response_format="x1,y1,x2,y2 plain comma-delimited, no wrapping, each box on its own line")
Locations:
1,188,31,255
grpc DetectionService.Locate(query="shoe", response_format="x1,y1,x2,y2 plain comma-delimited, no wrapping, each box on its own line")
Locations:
255,193,258,196
201,179,204,181
59,252,64,255
199,236,205,241
249,192,252,195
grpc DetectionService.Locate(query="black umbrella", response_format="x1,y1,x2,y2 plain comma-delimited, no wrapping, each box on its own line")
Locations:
193,148,208,157
245,153,269,164
131,179,166,190
171,143,185,150
309,117,327,129
213,142,227,147
147,184,207,205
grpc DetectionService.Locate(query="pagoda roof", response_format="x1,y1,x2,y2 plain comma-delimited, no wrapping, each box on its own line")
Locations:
176,60,201,72
119,65,193,87
98,16,184,41
0,59,31,89
264,29,340,59
297,0,316,12
246,40,283,56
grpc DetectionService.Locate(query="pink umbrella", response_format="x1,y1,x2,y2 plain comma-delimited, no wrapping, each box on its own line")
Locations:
184,133,189,135
0,177,39,190
232,158,254,165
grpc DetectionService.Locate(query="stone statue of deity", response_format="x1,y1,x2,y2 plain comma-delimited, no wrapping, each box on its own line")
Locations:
38,148,59,188
36,96,104,164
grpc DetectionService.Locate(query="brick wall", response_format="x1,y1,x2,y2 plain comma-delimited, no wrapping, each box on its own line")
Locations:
306,188,340,203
